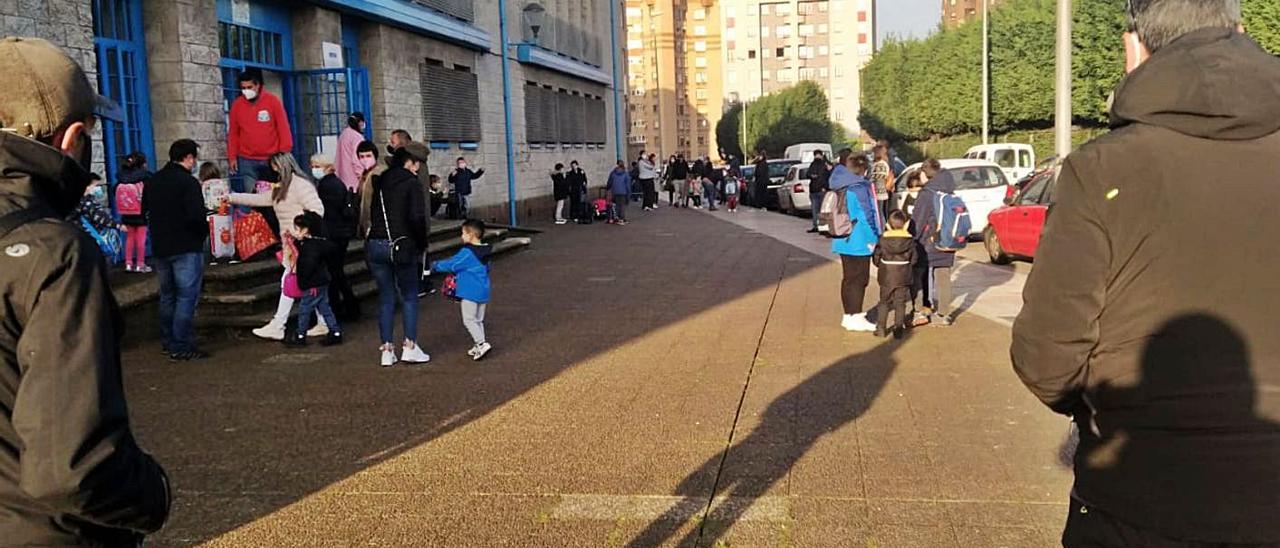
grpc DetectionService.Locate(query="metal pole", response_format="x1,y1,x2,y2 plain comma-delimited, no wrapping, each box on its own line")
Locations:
498,0,518,226
981,0,989,144
608,0,625,161
1054,0,1073,158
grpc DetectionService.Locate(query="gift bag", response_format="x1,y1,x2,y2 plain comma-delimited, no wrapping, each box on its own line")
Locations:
202,178,230,212
208,212,235,259
234,210,279,261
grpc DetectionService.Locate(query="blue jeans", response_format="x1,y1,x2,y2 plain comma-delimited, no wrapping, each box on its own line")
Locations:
366,239,420,344
811,190,826,229
155,252,205,353
296,287,340,337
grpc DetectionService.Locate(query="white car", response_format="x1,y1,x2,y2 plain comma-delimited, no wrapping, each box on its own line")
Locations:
892,159,1010,236
963,143,1036,183
776,165,814,214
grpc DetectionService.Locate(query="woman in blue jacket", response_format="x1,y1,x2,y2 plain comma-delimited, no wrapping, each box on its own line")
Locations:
431,219,494,361
829,149,883,332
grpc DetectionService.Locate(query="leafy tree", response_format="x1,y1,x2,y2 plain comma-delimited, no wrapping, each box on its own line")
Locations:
1244,0,1280,55
743,81,838,156
716,102,744,160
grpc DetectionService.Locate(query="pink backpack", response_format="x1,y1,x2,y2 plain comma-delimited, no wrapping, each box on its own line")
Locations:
116,182,143,215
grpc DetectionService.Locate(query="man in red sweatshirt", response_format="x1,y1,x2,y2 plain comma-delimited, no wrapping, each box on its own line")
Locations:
227,69,292,193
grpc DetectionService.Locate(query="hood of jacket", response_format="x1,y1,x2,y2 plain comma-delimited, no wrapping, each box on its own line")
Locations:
464,243,493,265
1110,28,1280,140
0,131,93,219
828,164,870,192
923,169,956,194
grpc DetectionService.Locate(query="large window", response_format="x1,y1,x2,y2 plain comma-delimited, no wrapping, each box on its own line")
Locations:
92,0,153,185
525,81,606,145
219,22,286,67
419,59,481,141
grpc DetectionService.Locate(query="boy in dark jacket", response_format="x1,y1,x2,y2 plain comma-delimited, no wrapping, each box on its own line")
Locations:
286,212,343,347
872,210,917,338
431,219,494,361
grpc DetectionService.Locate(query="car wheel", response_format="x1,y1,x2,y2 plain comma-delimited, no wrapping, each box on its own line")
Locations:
985,226,1012,265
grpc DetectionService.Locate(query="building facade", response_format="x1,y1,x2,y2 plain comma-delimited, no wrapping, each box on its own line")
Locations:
720,0,875,135
1,0,628,223
623,0,724,160
942,0,1002,28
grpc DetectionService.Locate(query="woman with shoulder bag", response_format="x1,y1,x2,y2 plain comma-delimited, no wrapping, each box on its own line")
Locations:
360,142,432,367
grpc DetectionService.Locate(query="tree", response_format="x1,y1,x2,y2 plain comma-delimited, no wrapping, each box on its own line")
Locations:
716,102,744,160
743,81,838,156
1244,0,1280,55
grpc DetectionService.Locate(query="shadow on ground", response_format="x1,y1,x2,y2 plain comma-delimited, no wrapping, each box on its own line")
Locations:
124,209,830,545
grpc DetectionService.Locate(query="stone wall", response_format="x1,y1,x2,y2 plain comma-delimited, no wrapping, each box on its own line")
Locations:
290,6,340,70
143,0,226,165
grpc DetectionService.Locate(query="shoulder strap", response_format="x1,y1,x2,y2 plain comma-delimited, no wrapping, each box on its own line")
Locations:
0,208,52,242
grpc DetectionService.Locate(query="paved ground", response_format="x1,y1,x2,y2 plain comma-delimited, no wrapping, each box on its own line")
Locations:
123,203,1072,547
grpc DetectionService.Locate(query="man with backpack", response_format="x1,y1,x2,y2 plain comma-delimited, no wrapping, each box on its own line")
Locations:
911,159,960,327
0,36,170,546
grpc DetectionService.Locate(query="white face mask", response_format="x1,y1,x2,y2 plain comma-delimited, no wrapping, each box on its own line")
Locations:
311,168,326,180
242,88,258,100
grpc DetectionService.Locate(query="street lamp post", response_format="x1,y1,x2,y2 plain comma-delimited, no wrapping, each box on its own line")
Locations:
981,0,989,145
1054,0,1073,158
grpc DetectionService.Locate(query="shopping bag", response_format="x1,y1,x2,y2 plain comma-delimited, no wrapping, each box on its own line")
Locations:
208,212,235,259
234,210,279,261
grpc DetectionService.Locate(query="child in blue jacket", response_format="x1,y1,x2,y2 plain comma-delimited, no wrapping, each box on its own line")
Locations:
431,219,494,360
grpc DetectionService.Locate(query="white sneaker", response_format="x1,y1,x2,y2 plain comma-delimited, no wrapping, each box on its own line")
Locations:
252,322,286,341
401,342,431,364
471,342,492,361
841,314,858,331
380,346,398,367
306,323,329,337
849,313,878,333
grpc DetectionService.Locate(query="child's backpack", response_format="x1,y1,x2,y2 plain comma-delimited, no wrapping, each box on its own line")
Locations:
592,198,609,219
931,192,972,252
116,182,143,216
817,189,852,238
724,179,738,196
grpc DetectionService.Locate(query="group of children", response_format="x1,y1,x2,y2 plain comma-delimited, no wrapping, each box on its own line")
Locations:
869,171,932,338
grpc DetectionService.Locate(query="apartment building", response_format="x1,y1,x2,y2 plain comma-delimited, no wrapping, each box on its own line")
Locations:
624,0,724,159
942,0,1002,28
721,0,876,135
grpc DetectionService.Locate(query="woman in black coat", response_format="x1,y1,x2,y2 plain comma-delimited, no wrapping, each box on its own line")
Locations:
565,161,588,223
551,163,569,224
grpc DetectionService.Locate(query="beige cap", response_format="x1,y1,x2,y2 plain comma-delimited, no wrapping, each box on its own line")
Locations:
0,36,122,140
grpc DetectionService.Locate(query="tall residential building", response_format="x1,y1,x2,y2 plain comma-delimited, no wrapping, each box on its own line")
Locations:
624,0,725,159
721,0,877,136
942,0,1002,28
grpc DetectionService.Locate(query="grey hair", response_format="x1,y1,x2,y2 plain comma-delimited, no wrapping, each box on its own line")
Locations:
1127,0,1241,53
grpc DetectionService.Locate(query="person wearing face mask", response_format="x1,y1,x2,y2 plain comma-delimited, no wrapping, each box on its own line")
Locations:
334,112,367,192
448,156,484,219
312,154,359,321
227,69,293,198
0,36,171,547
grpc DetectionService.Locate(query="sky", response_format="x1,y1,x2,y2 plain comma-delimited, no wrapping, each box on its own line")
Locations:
877,0,942,43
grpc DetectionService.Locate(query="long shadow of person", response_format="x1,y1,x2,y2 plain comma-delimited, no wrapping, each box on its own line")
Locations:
1068,313,1280,542
627,337,905,547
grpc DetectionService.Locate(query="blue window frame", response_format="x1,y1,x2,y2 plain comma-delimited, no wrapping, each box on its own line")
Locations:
92,0,154,185
341,17,362,68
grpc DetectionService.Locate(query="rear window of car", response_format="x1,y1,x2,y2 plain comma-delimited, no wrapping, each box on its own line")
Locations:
949,166,1009,190
768,161,798,178
741,166,755,179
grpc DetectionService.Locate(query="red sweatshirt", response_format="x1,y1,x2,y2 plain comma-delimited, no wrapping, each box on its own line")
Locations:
227,91,293,160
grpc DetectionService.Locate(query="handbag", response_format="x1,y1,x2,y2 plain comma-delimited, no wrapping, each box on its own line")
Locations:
376,185,413,264
282,271,305,299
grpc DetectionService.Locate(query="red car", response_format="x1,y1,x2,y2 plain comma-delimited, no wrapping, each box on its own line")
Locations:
983,165,1059,264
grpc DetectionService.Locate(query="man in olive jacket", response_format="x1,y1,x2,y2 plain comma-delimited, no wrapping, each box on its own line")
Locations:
1011,2,1280,544
0,37,170,546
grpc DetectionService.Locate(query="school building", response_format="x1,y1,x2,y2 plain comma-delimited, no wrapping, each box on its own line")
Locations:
1,0,628,222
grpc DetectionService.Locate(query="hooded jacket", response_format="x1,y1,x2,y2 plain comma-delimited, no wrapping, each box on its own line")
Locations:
806,158,830,193
606,168,632,198
1012,28,1280,542
873,228,917,289
366,166,428,252
828,165,880,257
910,169,957,268
0,132,170,546
431,243,492,303
294,236,335,290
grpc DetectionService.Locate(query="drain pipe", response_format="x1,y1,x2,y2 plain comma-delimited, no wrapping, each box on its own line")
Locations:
608,0,625,160
499,0,518,226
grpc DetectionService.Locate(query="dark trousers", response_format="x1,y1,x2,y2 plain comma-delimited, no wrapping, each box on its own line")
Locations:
610,196,628,222
875,286,910,333
641,178,657,208
326,238,358,318
839,255,871,315
1061,498,1278,548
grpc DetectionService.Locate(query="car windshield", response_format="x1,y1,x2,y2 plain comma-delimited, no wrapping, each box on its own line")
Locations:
949,166,1008,190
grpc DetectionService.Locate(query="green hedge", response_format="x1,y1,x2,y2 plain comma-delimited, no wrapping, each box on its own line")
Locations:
860,0,1278,142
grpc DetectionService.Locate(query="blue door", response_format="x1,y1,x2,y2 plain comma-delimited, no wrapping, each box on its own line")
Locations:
287,68,373,164
92,0,154,188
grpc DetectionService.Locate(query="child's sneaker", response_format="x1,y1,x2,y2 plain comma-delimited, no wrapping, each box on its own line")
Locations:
471,342,492,361
125,264,135,273
401,342,431,364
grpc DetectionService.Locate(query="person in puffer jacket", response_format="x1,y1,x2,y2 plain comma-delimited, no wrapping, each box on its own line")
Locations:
431,219,494,361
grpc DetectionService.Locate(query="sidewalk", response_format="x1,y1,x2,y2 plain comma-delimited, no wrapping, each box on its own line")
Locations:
123,204,1071,547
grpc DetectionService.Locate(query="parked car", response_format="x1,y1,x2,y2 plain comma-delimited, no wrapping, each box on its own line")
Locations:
984,164,1060,264
964,143,1036,183
776,165,813,215
742,159,801,209
892,159,1010,235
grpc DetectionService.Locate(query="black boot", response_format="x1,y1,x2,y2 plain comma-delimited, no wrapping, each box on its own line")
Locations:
322,332,344,347
283,333,307,347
